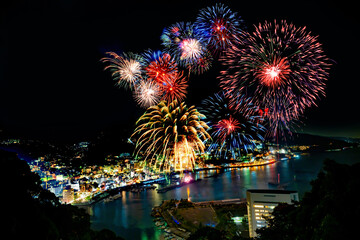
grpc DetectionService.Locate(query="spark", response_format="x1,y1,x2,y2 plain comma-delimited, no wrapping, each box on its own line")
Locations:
132,100,210,172
133,80,161,108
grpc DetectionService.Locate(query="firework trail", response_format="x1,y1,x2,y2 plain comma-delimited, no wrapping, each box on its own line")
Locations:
219,20,331,138
259,97,301,140
132,100,210,172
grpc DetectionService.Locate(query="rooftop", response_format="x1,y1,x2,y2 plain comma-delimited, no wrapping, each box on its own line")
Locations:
247,189,298,194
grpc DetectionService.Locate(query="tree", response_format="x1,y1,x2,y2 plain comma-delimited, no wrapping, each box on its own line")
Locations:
295,159,360,240
256,159,360,240
188,226,225,240
215,211,238,239
255,203,298,240
1,150,124,240
178,198,194,208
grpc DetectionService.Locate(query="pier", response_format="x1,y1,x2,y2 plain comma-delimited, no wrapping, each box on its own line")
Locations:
156,178,201,193
193,198,246,206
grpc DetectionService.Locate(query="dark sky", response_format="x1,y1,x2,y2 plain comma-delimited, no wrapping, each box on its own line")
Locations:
1,0,359,142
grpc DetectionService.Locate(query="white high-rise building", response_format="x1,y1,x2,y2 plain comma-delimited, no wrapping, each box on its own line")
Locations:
247,189,299,238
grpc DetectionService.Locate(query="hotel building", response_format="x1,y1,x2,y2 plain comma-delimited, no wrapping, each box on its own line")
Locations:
247,189,299,238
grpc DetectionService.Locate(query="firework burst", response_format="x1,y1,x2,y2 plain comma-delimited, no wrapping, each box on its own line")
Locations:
142,49,178,84
161,22,208,71
214,116,241,142
133,79,161,108
255,56,291,87
190,49,213,74
219,20,331,137
195,3,244,54
160,71,188,103
257,96,301,140
101,52,144,90
200,92,265,159
161,22,194,48
132,100,210,172
179,38,203,61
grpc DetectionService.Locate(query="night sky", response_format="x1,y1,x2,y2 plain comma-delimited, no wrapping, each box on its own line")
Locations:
1,0,359,142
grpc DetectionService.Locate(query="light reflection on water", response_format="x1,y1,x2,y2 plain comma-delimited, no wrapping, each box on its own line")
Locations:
90,148,360,240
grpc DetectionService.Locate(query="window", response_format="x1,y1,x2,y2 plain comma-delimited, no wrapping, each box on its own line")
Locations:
265,205,276,209
254,204,264,208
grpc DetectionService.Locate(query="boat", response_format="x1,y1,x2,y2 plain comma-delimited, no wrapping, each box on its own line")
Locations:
112,193,122,200
130,188,142,193
103,197,112,203
103,193,122,202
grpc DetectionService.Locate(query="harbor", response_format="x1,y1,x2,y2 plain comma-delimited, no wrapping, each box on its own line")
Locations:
74,157,277,204
89,148,360,239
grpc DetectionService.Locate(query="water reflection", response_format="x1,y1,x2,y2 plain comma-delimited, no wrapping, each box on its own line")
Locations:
91,148,360,240
187,186,190,201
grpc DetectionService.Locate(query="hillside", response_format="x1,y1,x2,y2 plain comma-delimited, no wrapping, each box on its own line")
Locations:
278,133,355,150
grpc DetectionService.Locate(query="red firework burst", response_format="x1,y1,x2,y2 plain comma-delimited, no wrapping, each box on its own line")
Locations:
160,71,188,102
219,20,331,138
145,53,178,84
212,19,229,42
214,116,241,142
255,57,290,87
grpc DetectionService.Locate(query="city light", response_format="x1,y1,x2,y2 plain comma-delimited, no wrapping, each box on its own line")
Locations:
183,175,193,183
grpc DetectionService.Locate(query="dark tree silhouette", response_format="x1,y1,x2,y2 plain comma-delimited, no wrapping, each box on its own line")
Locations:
1,150,124,240
256,159,360,240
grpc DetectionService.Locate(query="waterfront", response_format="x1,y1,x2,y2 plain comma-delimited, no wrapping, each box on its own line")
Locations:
90,147,360,240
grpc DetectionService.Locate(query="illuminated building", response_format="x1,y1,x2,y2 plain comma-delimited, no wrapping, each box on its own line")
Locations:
63,186,74,204
80,183,92,193
247,189,298,238
49,185,63,197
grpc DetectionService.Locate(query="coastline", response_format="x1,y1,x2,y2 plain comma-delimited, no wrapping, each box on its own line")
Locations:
76,158,278,203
